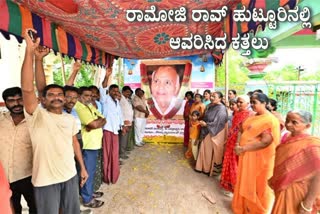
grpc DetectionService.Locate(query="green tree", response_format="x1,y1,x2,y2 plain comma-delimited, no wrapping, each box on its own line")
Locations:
112,59,124,88
264,65,303,81
75,63,94,87
53,56,94,86
215,48,250,93
300,70,320,81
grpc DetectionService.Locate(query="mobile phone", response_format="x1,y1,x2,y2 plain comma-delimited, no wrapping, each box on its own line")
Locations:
28,30,37,42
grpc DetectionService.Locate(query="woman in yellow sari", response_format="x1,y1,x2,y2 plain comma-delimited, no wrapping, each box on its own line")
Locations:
232,93,280,214
269,110,320,214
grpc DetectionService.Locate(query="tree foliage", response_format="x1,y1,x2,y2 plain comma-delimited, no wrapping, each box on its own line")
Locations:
215,48,250,93
264,65,320,81
52,56,94,87
112,58,124,88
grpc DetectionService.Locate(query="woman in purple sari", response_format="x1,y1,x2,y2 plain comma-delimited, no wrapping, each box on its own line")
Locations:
195,91,228,176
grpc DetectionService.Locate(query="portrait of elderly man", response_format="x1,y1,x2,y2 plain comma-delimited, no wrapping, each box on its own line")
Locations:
146,64,185,120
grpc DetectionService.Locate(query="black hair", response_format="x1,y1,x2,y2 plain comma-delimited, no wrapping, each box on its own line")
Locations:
63,85,79,94
78,86,91,95
269,98,277,111
2,87,22,101
247,91,254,97
122,85,132,92
214,91,225,106
185,91,194,98
228,89,237,95
42,84,65,97
135,88,142,94
194,93,203,100
88,85,99,92
191,110,200,117
252,93,269,105
203,89,211,95
109,84,119,92
253,89,263,94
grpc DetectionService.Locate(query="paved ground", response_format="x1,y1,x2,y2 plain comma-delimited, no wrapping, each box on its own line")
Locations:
23,143,233,213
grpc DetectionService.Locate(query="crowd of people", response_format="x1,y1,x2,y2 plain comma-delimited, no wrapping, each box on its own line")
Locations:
0,28,319,214
0,29,149,213
183,88,320,213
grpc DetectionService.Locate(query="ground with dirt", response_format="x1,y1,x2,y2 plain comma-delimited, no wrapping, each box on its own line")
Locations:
22,143,233,213
93,143,233,214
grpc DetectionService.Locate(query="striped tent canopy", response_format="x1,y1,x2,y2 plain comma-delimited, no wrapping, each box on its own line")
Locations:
1,0,298,66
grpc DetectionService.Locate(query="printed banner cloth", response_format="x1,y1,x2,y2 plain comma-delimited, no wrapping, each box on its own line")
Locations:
1,0,298,65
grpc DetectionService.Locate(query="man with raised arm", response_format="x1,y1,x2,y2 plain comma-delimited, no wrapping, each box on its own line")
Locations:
21,28,88,214
100,68,123,184
34,56,97,212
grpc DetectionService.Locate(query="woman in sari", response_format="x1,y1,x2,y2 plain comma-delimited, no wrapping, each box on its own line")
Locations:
220,95,252,193
269,110,320,214
227,98,239,128
183,91,194,147
190,93,206,119
232,93,280,214
202,89,211,106
195,91,228,176
268,98,285,131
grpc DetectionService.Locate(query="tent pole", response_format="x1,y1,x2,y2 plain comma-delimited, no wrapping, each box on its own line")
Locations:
60,55,66,85
225,50,229,105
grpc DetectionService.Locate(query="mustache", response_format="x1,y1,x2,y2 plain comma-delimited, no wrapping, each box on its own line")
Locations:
50,99,63,104
9,105,23,111
8,105,23,114
12,105,23,109
66,101,76,105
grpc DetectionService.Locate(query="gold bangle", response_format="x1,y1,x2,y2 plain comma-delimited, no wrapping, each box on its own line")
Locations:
300,201,312,212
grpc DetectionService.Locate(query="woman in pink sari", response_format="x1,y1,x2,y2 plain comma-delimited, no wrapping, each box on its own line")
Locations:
269,110,320,214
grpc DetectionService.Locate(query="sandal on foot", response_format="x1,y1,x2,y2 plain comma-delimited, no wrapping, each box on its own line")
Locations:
93,191,104,198
83,199,104,208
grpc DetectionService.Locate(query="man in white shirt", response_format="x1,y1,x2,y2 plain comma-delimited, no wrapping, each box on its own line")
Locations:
119,86,134,159
100,68,123,184
133,88,149,147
